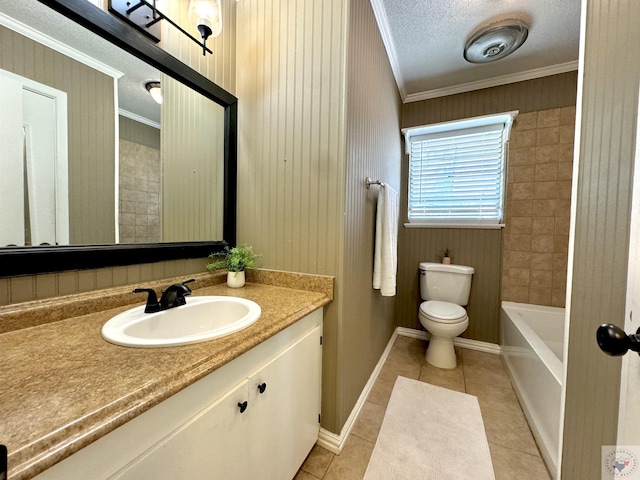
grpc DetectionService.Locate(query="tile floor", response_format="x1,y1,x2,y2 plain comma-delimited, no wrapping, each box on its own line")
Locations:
295,335,551,480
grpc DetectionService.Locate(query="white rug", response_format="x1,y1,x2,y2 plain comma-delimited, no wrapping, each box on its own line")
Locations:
364,376,495,480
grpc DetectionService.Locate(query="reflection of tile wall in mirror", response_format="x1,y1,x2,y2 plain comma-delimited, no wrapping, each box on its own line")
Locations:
119,116,161,244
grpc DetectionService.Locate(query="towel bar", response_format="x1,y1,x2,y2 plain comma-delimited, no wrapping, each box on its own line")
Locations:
366,177,385,189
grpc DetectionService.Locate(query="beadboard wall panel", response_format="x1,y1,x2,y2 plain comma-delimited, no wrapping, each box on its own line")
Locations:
119,116,160,149
403,72,578,128
235,0,402,434
396,228,503,342
340,0,402,430
0,25,115,245
399,74,577,344
235,0,348,433
0,258,210,306
561,0,640,477
161,75,225,242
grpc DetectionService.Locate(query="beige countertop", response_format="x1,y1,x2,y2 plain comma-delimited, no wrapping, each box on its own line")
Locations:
0,271,332,480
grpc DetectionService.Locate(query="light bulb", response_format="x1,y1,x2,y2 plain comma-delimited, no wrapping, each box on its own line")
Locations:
189,0,222,39
145,82,163,105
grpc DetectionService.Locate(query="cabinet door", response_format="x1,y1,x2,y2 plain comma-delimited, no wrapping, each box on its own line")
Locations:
112,379,251,480
248,325,322,480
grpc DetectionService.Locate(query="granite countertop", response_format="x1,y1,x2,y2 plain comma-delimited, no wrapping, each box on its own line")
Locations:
0,270,333,480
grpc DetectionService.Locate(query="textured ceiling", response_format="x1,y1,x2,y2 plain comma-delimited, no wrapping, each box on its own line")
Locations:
2,0,582,108
375,0,582,101
0,0,161,124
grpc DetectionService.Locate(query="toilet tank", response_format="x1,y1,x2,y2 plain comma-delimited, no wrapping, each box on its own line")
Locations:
419,262,474,305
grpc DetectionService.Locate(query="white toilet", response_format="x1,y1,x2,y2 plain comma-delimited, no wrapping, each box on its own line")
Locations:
418,262,474,369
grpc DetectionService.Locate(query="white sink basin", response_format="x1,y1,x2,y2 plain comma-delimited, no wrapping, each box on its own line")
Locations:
102,296,261,348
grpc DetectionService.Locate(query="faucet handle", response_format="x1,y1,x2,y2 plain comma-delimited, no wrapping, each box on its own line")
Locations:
133,288,161,313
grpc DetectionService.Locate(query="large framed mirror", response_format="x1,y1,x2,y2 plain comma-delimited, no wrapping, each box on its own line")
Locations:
0,0,237,277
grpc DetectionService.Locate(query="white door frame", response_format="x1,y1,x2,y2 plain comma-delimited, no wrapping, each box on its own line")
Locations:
615,86,640,446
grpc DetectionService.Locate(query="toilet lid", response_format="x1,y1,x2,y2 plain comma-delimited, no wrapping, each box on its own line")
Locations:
420,301,467,323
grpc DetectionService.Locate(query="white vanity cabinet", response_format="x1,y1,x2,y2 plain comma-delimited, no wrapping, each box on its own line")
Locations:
34,309,323,480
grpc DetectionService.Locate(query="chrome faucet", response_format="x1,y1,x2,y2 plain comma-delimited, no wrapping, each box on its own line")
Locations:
134,279,195,313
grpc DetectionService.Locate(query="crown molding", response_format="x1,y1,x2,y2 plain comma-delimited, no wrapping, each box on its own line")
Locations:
0,11,123,79
119,108,161,129
369,0,406,100
404,61,579,103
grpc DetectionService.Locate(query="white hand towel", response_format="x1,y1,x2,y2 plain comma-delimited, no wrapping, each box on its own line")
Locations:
373,185,399,296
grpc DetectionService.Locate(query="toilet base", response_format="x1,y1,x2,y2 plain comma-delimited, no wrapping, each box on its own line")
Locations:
426,335,457,369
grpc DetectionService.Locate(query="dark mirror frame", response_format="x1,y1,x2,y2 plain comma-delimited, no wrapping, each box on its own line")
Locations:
0,0,237,278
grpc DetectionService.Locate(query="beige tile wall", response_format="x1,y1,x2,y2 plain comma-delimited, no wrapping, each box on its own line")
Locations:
502,107,576,307
119,139,161,243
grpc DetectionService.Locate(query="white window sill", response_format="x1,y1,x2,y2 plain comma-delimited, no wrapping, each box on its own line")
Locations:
404,223,505,230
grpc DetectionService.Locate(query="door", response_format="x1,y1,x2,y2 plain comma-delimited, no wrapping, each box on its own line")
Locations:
0,74,25,246
248,325,322,480
0,68,69,246
111,379,251,480
615,89,640,446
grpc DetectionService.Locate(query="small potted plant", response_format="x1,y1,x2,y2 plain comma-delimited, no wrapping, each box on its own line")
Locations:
442,248,451,264
207,245,260,288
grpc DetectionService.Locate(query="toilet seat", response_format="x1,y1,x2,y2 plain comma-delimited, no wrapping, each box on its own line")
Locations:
419,300,467,324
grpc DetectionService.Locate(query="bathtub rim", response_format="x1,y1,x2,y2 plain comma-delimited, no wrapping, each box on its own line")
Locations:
501,300,566,479
501,301,565,384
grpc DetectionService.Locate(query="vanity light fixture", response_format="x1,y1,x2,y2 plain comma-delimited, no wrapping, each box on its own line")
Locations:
189,0,223,56
109,0,214,55
145,81,163,104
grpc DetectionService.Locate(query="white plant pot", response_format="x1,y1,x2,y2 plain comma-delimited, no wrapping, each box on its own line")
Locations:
227,270,246,288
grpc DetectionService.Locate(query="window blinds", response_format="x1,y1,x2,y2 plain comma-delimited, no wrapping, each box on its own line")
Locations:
407,119,511,225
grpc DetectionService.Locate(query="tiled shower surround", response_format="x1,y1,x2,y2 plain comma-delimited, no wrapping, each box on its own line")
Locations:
119,139,161,243
502,107,576,307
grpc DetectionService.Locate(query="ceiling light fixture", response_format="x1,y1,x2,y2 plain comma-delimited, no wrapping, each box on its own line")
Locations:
464,19,529,64
145,81,163,104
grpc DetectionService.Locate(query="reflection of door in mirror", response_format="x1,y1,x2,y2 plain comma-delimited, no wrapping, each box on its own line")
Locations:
0,69,69,247
0,24,116,245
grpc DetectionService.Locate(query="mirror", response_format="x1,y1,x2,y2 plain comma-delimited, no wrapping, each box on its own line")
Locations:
0,0,237,277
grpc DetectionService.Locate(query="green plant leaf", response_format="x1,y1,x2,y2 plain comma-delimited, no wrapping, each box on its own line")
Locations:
207,245,261,273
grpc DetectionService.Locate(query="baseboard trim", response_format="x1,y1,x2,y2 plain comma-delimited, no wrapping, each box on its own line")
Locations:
317,328,399,454
454,336,501,354
397,327,501,354
317,327,500,453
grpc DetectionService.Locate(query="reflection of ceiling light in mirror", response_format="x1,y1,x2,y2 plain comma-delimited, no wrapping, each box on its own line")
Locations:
464,19,529,64
145,82,163,104
189,0,222,55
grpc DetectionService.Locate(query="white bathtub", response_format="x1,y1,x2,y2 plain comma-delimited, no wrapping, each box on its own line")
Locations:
501,301,565,477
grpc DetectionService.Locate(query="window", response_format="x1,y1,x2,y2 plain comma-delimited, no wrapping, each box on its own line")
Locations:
402,111,517,227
